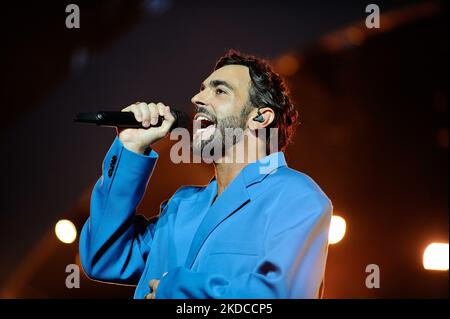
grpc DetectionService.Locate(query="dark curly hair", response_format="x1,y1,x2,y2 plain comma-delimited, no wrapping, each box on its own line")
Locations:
214,49,299,152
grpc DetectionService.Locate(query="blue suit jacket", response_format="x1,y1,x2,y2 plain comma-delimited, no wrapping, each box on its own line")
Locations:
79,137,332,299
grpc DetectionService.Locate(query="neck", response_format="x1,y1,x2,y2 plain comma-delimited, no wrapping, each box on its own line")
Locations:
214,161,247,196
213,141,267,196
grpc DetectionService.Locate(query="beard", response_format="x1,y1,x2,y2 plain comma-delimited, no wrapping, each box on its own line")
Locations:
192,102,253,161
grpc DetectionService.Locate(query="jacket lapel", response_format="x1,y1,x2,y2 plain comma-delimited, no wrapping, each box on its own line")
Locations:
184,173,250,269
184,152,287,269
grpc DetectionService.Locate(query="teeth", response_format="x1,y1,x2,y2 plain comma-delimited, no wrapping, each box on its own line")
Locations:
196,115,211,121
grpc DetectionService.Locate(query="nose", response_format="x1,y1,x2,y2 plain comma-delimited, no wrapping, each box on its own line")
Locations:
191,91,207,107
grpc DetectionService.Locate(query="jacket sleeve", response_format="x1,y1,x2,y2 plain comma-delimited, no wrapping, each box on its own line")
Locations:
155,191,332,299
79,136,161,285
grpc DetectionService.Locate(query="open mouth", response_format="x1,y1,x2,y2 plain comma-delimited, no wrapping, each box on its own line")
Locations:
194,113,216,129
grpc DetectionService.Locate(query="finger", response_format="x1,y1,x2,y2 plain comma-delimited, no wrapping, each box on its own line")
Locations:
148,103,159,126
156,102,166,117
145,293,152,299
149,279,155,289
154,280,160,291
139,103,151,128
160,105,175,131
129,103,143,122
165,106,175,122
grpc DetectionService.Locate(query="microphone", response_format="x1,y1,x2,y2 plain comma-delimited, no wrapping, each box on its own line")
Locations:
74,110,190,131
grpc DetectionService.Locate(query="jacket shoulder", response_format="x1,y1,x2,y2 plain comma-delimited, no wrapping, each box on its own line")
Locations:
171,184,206,201
265,166,333,226
270,166,330,200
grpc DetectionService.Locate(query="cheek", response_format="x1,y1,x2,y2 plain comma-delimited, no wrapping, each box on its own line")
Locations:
214,98,242,119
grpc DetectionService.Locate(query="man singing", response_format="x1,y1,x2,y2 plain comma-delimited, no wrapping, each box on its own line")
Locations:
79,50,333,299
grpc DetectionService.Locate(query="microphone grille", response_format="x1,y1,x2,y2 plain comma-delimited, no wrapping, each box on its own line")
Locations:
172,110,191,131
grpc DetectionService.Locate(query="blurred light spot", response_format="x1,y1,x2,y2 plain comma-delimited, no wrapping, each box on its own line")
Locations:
70,47,90,74
142,0,173,16
275,54,301,76
380,14,394,32
346,26,365,46
329,215,346,245
423,243,449,271
321,33,342,52
75,253,81,268
436,128,449,149
55,220,77,244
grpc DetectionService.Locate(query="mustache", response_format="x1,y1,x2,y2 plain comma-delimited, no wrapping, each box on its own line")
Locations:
194,106,217,122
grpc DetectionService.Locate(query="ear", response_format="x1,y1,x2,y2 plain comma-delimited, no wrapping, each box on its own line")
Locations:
247,107,275,129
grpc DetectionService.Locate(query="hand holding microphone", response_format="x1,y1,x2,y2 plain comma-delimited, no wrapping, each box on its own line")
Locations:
117,102,176,154
74,102,190,154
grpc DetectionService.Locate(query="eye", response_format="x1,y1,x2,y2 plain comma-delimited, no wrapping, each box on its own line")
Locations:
215,88,226,95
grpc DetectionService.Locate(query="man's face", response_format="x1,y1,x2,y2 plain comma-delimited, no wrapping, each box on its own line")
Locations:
191,64,253,157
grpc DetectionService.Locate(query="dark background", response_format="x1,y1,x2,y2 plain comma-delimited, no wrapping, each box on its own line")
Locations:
0,0,447,298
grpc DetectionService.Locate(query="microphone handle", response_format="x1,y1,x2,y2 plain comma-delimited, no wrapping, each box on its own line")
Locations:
75,111,167,128
97,111,165,128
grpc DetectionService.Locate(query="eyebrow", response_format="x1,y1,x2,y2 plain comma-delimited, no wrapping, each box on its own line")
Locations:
201,79,235,92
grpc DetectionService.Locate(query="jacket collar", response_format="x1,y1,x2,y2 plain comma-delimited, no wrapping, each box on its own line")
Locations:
241,151,287,186
184,152,287,269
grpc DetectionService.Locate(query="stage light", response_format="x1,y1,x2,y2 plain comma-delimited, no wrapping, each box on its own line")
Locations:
329,215,346,245
346,26,365,46
423,243,449,271
275,54,301,76
55,219,77,244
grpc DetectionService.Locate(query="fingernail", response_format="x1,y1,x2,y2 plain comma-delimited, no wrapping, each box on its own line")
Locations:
143,120,150,127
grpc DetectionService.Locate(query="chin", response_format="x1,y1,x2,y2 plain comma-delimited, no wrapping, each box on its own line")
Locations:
192,135,225,162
